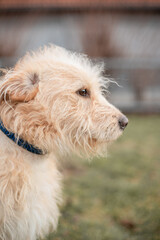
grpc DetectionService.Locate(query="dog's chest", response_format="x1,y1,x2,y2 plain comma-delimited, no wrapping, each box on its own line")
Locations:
0,141,61,238
24,155,61,231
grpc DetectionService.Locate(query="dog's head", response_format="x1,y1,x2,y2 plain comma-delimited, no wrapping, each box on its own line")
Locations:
0,46,128,156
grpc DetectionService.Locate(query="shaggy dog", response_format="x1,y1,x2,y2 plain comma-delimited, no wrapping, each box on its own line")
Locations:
0,45,128,240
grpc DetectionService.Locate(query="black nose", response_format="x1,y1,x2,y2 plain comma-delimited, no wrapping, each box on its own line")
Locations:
118,115,128,130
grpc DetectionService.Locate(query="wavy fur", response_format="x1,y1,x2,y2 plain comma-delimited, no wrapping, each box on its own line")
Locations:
0,45,125,240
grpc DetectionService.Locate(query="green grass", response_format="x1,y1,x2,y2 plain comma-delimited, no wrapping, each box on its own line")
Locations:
46,116,160,240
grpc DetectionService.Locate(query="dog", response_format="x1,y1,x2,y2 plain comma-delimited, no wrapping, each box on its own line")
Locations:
0,45,128,240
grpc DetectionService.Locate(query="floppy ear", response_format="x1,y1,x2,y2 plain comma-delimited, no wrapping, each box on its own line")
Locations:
0,68,8,77
0,71,39,103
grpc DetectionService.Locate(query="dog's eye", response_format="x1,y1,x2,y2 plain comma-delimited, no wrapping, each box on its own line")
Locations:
77,89,90,97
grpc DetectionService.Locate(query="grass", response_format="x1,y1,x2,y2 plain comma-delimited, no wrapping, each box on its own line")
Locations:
45,115,160,240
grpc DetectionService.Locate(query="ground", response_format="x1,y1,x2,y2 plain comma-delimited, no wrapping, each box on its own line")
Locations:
45,115,160,240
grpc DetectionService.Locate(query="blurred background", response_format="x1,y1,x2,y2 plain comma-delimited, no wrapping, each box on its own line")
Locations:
0,0,160,113
0,1,160,240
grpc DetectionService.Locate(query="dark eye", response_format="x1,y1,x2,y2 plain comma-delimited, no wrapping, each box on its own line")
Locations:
77,89,90,97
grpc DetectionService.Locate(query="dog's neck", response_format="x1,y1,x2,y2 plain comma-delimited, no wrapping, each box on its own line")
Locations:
0,102,59,156
0,119,44,155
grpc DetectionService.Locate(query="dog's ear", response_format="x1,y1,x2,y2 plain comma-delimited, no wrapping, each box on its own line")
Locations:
0,71,39,103
0,68,8,77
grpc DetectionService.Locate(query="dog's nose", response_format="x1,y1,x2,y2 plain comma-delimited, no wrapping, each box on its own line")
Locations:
118,115,128,130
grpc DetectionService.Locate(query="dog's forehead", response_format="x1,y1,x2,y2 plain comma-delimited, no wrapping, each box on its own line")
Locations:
42,64,102,95
15,46,104,91
53,62,101,88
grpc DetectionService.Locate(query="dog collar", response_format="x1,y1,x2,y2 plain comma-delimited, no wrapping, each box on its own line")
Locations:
0,120,43,155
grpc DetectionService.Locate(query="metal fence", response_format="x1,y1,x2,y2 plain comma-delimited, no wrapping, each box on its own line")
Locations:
0,8,160,114
103,58,160,113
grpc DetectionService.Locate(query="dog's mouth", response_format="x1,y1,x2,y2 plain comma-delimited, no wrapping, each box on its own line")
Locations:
90,127,124,144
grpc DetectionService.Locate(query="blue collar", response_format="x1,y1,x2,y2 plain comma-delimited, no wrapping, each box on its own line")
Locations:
0,120,43,155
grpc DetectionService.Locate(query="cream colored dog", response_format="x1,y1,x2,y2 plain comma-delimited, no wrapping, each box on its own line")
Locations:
0,45,128,240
